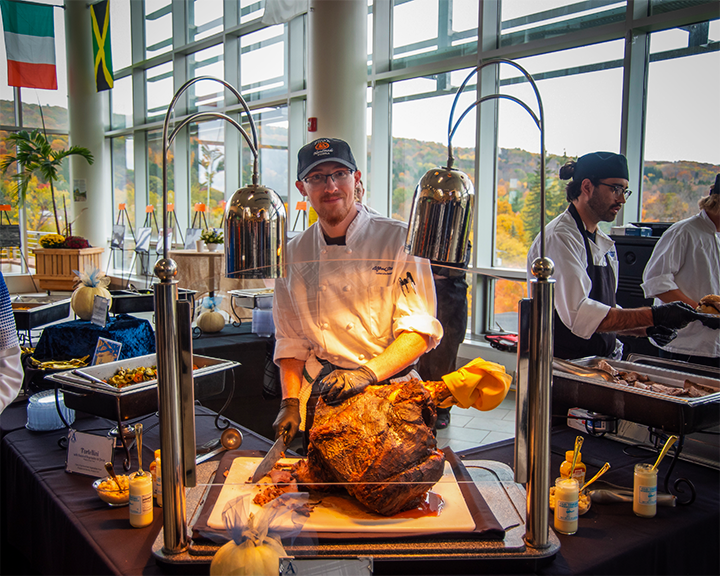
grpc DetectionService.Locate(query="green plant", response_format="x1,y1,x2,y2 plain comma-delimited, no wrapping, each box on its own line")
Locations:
200,228,224,244
0,128,94,235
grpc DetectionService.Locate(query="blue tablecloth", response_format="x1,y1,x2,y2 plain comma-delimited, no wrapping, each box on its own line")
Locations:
33,314,155,361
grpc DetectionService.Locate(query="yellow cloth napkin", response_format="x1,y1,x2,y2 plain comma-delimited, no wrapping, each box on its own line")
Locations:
440,357,512,411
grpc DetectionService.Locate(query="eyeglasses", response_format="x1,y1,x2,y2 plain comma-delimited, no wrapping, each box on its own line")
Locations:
598,181,632,199
302,169,354,189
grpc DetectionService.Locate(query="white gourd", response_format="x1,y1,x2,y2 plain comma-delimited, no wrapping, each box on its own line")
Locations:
71,268,112,320
197,310,225,333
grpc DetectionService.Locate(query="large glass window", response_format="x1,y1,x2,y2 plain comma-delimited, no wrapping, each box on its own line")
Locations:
110,0,131,71
188,45,225,111
111,76,133,130
146,62,174,122
495,40,624,269
188,0,223,43
145,0,173,60
240,106,289,201
111,135,135,270
147,129,174,221
392,0,476,68
642,21,720,222
240,25,287,99
241,0,266,24
189,120,225,228
391,70,477,222
500,0,626,48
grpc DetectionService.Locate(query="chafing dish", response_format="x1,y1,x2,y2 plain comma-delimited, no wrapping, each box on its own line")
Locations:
109,288,196,314
12,297,71,331
45,353,236,421
552,356,720,435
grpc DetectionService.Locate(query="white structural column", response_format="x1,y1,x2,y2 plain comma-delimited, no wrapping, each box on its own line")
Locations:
307,0,367,174
64,0,110,259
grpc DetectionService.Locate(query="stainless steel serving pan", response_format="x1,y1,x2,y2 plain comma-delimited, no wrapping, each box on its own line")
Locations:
552,356,720,435
45,353,237,421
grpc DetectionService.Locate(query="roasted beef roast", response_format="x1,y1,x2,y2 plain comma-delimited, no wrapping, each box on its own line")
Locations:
301,377,453,516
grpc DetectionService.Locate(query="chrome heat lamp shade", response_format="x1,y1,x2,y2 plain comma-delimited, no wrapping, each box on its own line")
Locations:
405,166,474,264
225,183,287,279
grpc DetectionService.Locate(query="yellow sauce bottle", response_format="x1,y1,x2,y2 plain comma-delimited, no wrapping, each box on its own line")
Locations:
129,472,153,527
560,451,587,487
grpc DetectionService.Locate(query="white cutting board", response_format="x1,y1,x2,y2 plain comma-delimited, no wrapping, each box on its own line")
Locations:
207,457,476,534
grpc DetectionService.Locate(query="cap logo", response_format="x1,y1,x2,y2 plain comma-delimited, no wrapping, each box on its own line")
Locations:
315,141,330,151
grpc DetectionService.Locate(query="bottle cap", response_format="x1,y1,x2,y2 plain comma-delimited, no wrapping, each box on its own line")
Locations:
566,450,582,462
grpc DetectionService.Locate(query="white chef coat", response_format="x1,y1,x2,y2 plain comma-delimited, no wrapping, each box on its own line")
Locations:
0,272,22,413
273,205,443,369
526,208,619,341
641,210,720,358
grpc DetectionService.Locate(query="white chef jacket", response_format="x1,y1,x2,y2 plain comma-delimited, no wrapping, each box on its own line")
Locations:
273,205,443,369
641,210,720,358
526,208,619,341
0,272,22,413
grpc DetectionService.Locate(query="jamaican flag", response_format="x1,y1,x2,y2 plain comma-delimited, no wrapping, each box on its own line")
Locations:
90,0,113,91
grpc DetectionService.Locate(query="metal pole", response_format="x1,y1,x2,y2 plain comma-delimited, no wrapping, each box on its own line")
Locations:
524,257,555,548
154,260,188,553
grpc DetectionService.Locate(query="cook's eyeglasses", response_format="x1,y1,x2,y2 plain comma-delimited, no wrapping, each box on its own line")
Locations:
303,169,354,189
598,181,632,199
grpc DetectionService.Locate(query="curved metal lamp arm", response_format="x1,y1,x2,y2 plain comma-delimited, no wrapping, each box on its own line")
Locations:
446,58,547,258
160,76,262,256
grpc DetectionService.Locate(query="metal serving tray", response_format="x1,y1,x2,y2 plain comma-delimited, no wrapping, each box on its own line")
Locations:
45,353,236,421
12,298,71,330
552,356,720,435
109,288,196,314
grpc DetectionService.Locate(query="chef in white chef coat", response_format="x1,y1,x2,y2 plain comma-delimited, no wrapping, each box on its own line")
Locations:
641,175,720,367
0,271,23,413
272,138,443,445
526,151,719,361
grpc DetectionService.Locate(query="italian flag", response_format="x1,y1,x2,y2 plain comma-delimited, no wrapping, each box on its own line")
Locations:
0,0,57,90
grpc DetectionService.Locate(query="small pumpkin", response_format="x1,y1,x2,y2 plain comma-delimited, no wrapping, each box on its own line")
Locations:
71,267,112,320
197,310,225,333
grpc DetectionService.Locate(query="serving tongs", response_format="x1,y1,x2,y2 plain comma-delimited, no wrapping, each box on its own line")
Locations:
552,358,616,382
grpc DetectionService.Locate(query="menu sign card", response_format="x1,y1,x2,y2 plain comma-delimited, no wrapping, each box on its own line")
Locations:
65,430,114,477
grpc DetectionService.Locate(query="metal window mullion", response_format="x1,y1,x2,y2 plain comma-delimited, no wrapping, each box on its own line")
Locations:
619,0,651,226
371,0,392,217
224,30,240,197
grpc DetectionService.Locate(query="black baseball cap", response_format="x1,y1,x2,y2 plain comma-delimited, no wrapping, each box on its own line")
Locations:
297,138,357,181
711,173,719,195
573,151,629,182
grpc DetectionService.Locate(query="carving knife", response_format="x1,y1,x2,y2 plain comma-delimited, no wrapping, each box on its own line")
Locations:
251,433,287,483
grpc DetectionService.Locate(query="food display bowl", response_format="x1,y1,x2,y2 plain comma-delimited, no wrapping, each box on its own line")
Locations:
44,353,237,421
93,474,134,506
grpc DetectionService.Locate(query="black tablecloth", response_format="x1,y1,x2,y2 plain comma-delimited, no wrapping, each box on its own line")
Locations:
0,401,274,576
192,323,280,440
458,428,720,575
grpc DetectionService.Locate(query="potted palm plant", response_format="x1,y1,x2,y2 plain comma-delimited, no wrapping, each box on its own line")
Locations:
1,128,98,291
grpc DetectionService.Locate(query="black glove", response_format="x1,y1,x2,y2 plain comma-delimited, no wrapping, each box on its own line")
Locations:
272,398,300,444
646,326,677,347
319,365,377,404
652,302,720,331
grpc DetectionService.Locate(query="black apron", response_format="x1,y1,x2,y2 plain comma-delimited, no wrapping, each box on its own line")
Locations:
553,204,617,360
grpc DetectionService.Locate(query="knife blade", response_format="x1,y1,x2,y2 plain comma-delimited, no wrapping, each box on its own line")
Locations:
251,434,287,483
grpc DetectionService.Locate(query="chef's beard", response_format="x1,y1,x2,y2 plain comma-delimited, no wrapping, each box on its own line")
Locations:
314,193,355,227
588,190,623,223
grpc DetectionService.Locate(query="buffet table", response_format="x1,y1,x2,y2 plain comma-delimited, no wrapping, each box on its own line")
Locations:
458,428,720,575
0,401,275,576
2,400,718,575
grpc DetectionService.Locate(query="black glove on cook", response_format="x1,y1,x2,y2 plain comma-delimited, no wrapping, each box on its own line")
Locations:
319,365,377,404
272,398,300,444
646,326,677,348
652,302,720,331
